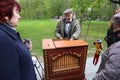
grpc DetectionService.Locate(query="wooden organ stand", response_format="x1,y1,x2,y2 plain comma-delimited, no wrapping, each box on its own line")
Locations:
42,39,89,80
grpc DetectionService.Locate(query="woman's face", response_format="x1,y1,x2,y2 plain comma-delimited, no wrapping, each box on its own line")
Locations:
7,6,21,27
113,25,120,32
115,8,120,14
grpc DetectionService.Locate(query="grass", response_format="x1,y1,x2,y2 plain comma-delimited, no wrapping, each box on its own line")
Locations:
17,19,57,57
16,19,109,57
82,21,109,56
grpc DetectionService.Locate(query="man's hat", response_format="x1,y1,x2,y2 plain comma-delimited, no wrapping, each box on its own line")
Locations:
63,9,73,14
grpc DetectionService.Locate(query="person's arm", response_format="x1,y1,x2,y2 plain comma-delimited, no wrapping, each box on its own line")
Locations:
93,45,120,80
70,19,80,40
54,21,63,39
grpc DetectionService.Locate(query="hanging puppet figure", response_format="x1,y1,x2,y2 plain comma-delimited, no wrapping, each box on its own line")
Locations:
93,39,103,65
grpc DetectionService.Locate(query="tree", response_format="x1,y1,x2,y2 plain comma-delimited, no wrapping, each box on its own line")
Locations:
110,0,120,4
70,0,119,36
50,0,70,18
70,0,93,35
19,0,52,19
19,0,119,20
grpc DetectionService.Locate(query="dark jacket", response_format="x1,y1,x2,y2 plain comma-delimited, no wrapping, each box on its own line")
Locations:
0,23,37,80
104,26,114,47
105,27,120,47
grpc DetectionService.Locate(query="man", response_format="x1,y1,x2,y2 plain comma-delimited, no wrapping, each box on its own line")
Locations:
54,9,80,40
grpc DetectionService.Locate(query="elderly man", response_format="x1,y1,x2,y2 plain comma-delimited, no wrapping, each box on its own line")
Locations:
54,9,81,40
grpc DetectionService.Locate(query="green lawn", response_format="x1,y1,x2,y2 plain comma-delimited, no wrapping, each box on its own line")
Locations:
82,21,109,56
16,19,109,57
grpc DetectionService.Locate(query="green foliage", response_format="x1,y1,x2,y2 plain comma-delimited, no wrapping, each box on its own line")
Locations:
81,20,109,56
19,0,71,19
19,0,119,20
70,0,117,21
16,20,109,57
19,0,52,19
50,0,70,17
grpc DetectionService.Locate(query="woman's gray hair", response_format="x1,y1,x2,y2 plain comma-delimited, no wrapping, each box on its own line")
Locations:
112,13,120,26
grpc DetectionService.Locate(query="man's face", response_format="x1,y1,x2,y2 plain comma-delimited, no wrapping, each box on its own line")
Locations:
64,13,73,21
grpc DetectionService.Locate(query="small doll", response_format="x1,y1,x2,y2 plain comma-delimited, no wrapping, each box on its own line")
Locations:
93,39,103,65
23,38,32,50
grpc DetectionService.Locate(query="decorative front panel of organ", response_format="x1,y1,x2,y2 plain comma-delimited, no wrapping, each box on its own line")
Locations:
42,39,88,80
52,52,80,72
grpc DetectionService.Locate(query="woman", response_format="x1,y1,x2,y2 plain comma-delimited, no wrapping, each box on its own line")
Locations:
105,8,120,47
0,0,37,80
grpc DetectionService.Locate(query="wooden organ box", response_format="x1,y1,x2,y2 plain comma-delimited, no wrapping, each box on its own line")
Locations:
42,39,89,80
